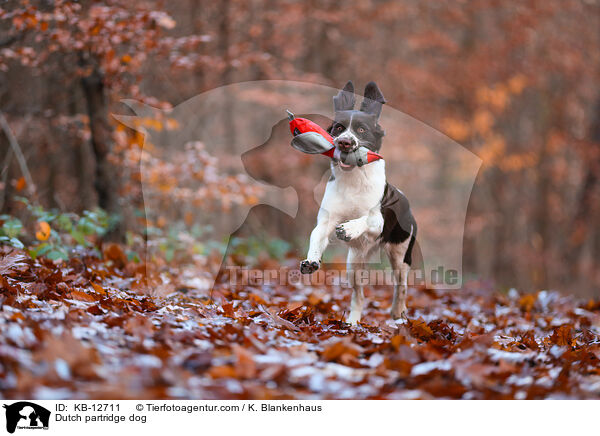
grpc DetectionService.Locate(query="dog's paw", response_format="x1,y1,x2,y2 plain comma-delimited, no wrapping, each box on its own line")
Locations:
300,259,320,274
335,224,352,242
391,307,408,322
335,219,364,242
347,313,361,325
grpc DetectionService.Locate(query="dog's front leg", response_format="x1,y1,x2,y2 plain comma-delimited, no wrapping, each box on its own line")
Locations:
336,207,384,242
300,211,334,274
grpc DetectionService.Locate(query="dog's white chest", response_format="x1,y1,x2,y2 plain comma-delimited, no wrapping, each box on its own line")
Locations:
321,160,386,221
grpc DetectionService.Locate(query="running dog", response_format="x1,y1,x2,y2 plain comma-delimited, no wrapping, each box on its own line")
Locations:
300,81,417,324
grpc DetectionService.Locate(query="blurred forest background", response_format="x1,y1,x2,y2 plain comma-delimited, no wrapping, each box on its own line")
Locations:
0,0,599,296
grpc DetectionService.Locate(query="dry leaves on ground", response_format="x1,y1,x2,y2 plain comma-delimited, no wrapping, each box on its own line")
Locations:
1,247,600,399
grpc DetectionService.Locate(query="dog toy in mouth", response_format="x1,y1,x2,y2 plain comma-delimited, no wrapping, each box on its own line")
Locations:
286,110,382,167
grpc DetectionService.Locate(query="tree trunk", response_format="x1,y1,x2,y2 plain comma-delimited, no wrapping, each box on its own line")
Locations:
218,0,237,152
566,99,600,285
81,68,119,221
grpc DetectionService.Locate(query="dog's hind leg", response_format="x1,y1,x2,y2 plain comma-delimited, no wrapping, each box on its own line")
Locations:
390,261,410,320
346,247,366,324
386,242,411,321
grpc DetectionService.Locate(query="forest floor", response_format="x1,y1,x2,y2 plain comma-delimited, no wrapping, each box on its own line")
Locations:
1,246,600,400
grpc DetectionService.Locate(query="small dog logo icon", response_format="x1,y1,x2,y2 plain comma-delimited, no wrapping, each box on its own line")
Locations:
3,402,50,434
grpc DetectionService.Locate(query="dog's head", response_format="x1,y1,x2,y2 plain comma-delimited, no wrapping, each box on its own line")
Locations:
328,81,386,171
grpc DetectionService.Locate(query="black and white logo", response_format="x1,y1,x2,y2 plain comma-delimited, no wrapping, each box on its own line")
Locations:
3,402,50,434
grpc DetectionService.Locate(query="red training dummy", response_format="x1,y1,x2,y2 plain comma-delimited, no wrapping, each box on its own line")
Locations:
287,110,382,167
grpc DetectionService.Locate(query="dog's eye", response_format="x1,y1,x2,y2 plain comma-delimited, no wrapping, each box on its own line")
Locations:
335,125,344,132
357,127,366,133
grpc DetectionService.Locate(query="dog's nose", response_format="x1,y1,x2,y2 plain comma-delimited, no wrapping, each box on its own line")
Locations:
337,138,355,151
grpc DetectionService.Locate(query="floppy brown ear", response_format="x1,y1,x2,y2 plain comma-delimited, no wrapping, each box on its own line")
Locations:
360,81,386,119
333,80,355,112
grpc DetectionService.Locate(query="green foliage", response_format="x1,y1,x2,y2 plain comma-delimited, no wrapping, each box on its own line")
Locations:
145,221,291,264
0,215,25,249
3,200,291,265
0,197,117,261
147,223,216,263
229,235,291,260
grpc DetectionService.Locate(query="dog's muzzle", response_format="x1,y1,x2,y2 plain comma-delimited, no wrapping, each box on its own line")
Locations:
335,137,357,152
334,147,372,170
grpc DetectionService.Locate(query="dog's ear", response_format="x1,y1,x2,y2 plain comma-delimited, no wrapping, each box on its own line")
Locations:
333,80,355,112
360,81,386,119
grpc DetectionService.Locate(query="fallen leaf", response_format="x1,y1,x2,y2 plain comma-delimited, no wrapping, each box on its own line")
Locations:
35,221,51,241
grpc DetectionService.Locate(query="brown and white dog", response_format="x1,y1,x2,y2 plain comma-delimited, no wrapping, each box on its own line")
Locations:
300,81,417,324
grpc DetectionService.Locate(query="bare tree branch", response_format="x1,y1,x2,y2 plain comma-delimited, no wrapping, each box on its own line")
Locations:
0,111,36,197
0,35,18,49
